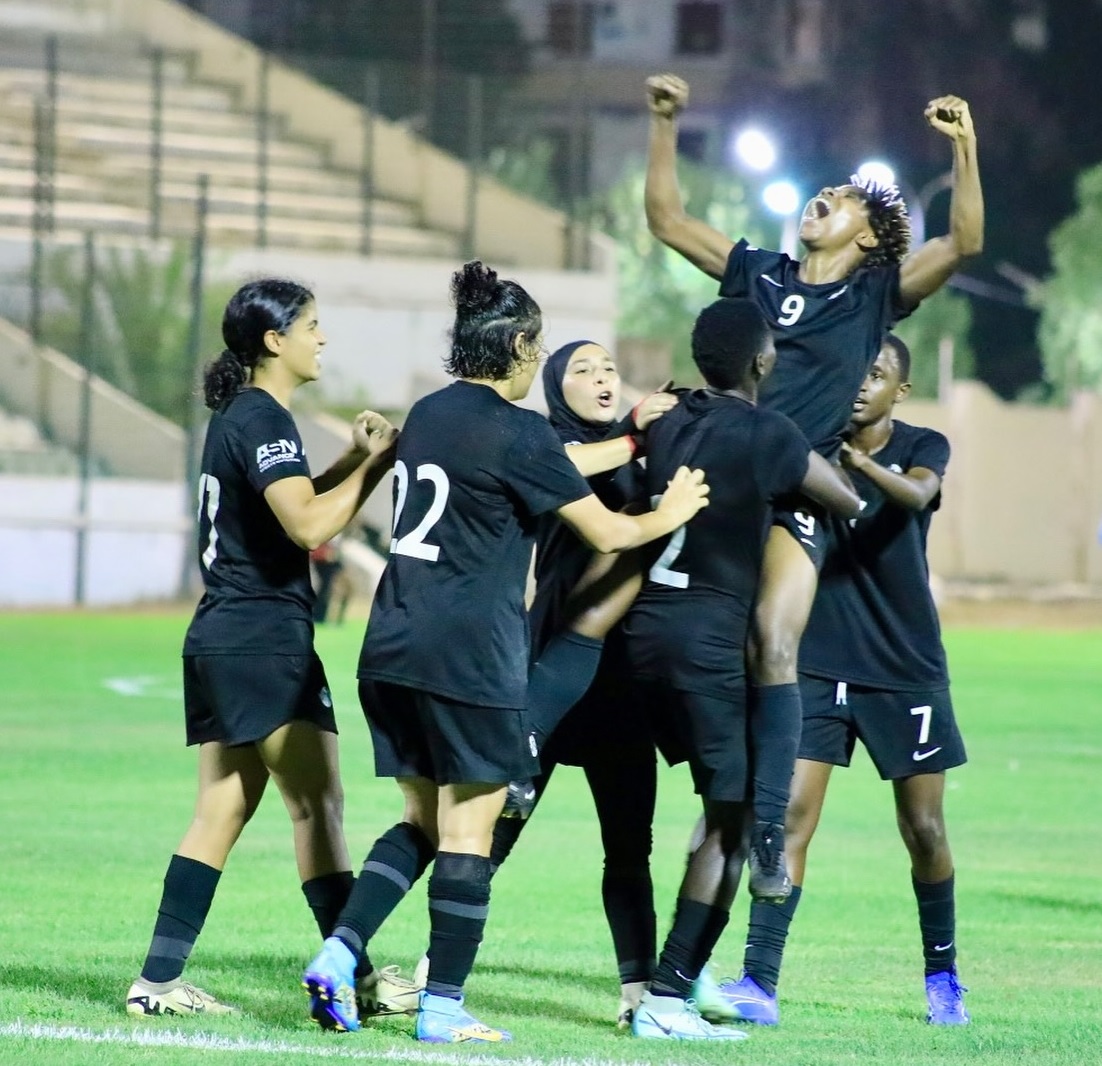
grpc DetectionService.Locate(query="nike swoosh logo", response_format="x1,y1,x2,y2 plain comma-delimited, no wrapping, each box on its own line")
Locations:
934,941,954,952
800,538,814,546
758,275,784,288
912,747,943,762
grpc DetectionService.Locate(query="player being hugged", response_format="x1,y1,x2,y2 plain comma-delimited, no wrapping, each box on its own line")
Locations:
723,335,970,1027
621,297,861,1041
126,279,398,1018
302,261,709,1043
644,73,983,900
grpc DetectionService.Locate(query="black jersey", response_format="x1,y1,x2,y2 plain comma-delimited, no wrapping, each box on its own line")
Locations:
622,389,809,697
358,381,592,708
800,420,950,690
720,239,905,457
183,388,315,656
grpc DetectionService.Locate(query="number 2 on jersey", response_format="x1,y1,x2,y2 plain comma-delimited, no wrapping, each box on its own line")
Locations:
390,460,450,562
197,473,221,569
648,493,688,588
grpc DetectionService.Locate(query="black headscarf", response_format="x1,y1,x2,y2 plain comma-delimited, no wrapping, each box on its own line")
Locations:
542,340,615,445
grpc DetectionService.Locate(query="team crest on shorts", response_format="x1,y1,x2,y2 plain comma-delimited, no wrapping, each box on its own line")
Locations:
320,686,333,708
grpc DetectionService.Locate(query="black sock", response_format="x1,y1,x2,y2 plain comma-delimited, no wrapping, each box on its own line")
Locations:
603,872,657,984
332,822,435,959
749,683,802,824
426,852,492,999
526,632,604,747
651,898,730,998
742,885,802,996
140,855,221,983
302,871,355,938
913,873,957,975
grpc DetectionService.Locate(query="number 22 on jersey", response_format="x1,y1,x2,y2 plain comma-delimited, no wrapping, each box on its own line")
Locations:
390,460,450,561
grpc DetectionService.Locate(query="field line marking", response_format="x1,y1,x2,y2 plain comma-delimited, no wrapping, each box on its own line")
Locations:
0,1020,650,1066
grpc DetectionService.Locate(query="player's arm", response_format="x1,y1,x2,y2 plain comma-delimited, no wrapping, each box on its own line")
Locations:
265,412,398,550
800,452,863,519
556,465,709,554
898,96,984,310
645,74,735,281
565,385,679,476
841,443,941,511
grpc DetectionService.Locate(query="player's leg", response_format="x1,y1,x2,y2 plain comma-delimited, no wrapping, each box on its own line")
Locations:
127,740,267,1016
722,757,832,1024
584,742,657,1027
490,764,556,867
416,781,512,1043
894,771,969,1025
745,524,819,901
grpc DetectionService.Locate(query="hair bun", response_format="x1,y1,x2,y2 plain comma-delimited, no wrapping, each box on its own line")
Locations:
451,260,500,315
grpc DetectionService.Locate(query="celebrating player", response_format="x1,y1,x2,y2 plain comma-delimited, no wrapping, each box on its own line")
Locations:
644,73,983,899
722,335,970,1027
126,279,398,1017
621,297,861,1040
301,261,710,1042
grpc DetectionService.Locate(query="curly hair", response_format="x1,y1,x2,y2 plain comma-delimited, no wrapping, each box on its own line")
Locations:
849,176,912,268
446,260,542,380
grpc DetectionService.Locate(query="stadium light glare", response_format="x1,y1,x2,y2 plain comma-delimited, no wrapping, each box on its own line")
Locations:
856,160,897,189
762,180,800,217
731,128,777,172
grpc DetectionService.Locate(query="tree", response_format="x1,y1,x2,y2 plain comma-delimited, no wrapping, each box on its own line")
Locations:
596,160,768,383
891,286,975,401
40,242,236,426
1035,163,1102,401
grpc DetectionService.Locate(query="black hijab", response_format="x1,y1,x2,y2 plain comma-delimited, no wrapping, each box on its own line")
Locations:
542,340,616,445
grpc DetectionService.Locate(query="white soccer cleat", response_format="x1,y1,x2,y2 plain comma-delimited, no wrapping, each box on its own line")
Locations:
126,977,237,1017
356,963,423,1016
631,991,749,1041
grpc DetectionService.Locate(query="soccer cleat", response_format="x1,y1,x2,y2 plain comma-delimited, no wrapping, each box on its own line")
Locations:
126,978,237,1017
616,980,647,1030
925,968,970,1025
415,991,512,1043
500,779,538,820
631,991,749,1041
303,937,360,1032
356,963,423,1017
717,974,779,1026
691,965,738,1024
747,820,792,903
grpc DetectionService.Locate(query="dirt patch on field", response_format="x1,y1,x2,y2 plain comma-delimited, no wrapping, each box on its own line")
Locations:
938,588,1102,628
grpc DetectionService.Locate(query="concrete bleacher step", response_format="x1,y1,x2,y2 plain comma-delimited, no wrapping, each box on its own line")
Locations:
0,68,236,113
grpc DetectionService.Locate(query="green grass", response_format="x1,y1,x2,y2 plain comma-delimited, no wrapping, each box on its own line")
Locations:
1,613,1100,1065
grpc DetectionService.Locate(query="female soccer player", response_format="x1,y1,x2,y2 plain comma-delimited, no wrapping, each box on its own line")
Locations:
644,73,983,899
302,261,710,1043
126,279,398,1017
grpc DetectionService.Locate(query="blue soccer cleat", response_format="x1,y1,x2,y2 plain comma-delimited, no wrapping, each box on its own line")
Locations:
415,991,512,1043
925,968,970,1025
303,937,360,1032
718,974,779,1026
631,992,749,1041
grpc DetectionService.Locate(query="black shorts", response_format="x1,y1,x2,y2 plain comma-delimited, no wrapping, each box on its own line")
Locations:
772,495,833,571
360,679,528,786
183,652,337,747
634,677,749,802
798,675,967,780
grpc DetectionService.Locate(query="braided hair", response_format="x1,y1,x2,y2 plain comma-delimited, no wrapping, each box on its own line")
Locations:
849,176,912,268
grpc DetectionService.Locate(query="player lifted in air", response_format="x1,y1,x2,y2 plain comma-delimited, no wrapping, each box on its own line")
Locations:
644,73,983,898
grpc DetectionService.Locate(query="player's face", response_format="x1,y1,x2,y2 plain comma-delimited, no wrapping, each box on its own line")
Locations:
798,184,876,254
851,345,905,426
278,301,326,384
561,344,620,425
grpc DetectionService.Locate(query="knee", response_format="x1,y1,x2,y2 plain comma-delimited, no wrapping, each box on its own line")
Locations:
898,810,948,863
748,623,800,684
287,781,345,828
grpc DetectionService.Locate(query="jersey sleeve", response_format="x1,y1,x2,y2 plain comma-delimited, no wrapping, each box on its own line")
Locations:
907,426,950,479
864,262,908,329
754,410,811,499
237,406,310,493
501,412,594,517
718,239,788,298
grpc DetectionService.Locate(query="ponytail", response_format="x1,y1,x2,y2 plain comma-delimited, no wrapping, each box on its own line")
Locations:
202,348,247,410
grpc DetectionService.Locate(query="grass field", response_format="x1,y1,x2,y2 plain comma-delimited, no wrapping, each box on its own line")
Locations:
1,611,1100,1066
